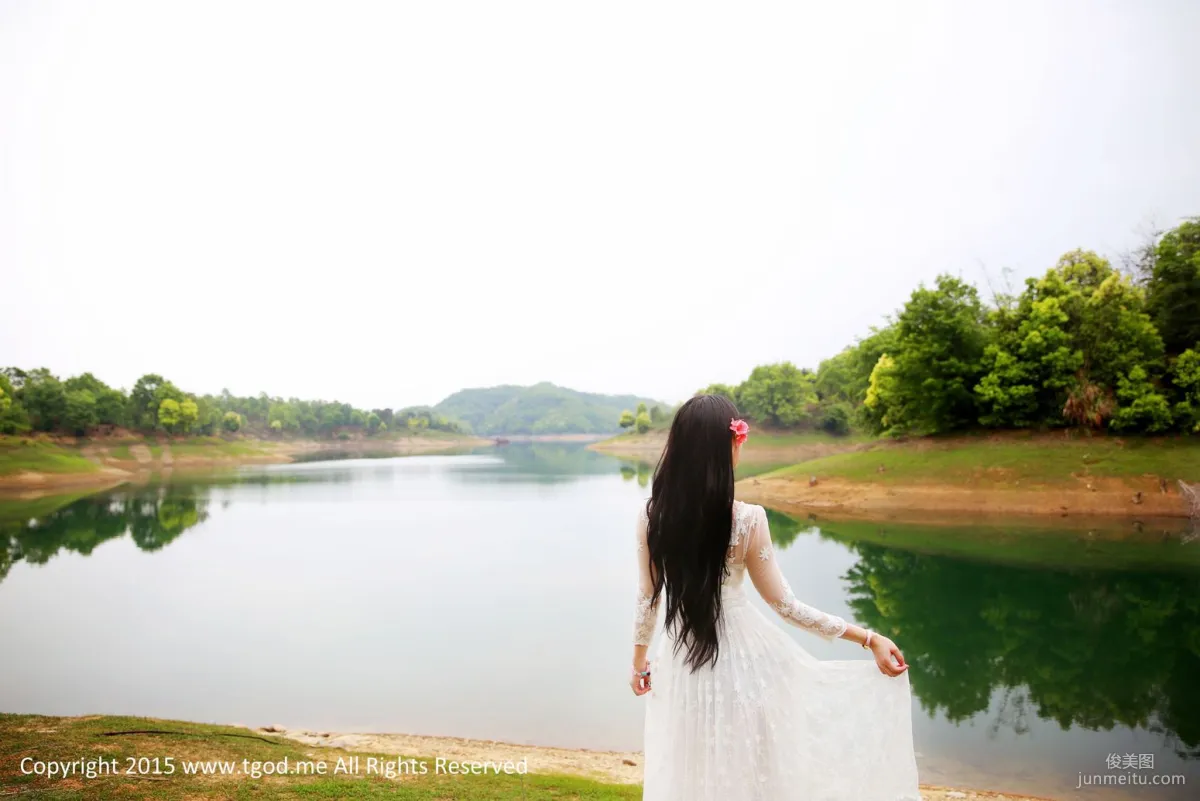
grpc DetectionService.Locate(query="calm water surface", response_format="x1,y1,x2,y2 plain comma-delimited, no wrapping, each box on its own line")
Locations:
1,444,1197,799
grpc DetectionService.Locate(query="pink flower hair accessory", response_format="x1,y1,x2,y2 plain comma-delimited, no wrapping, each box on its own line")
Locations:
730,418,749,445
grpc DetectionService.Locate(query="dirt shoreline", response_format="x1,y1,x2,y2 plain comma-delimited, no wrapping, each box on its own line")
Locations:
267,724,1051,800
0,435,491,498
738,474,1193,520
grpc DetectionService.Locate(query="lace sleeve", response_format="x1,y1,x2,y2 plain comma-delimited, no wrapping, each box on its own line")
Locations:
633,504,659,646
744,504,847,640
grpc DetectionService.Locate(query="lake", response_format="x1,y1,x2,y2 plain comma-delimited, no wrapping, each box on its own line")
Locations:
1,444,1197,799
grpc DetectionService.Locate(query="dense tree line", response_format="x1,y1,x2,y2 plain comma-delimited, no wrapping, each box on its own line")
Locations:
698,217,1200,437
0,369,464,439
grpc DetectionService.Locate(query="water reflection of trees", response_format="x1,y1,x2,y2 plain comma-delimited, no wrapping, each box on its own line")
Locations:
793,524,1200,758
618,460,653,488
0,488,211,583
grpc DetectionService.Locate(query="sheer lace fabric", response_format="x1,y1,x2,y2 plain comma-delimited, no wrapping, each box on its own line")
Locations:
634,501,920,800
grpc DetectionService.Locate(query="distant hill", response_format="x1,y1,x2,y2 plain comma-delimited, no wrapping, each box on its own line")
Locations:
433,383,662,436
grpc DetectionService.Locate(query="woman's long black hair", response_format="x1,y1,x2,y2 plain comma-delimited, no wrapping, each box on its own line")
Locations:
645,393,739,671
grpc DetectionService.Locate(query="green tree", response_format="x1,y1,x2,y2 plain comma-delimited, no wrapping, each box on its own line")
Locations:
869,276,988,434
975,292,1080,427
63,372,109,396
0,374,30,434
1110,366,1173,432
20,368,68,432
1169,348,1200,432
737,362,817,427
178,399,200,433
158,398,182,432
816,327,898,409
649,405,663,423
1145,217,1200,356
699,383,740,405
366,412,382,434
129,374,166,430
862,354,898,432
268,402,300,432
618,410,635,430
221,411,242,432
0,371,31,434
635,411,651,434
1082,273,1164,390
63,389,98,435
269,419,283,434
94,388,128,428
818,402,853,436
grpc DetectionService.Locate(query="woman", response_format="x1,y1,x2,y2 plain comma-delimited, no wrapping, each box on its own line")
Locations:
630,394,919,800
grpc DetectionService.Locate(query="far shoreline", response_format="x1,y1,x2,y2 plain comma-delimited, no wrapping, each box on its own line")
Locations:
0,433,491,498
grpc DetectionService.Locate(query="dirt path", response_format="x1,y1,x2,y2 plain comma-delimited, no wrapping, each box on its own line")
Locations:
271,725,1051,799
738,474,1192,520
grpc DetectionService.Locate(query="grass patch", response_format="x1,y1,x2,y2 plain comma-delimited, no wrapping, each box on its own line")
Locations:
0,714,640,800
108,444,135,460
167,438,270,458
766,434,1200,486
0,438,99,476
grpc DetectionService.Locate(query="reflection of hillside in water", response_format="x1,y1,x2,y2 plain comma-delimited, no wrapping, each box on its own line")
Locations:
764,507,1200,759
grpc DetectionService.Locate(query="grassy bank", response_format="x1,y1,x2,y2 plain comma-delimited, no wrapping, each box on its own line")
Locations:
768,433,1200,486
740,433,1200,520
0,439,100,476
0,714,1044,801
0,714,638,800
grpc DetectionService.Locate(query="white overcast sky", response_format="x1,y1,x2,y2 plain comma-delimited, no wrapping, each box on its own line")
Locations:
2,1,1198,409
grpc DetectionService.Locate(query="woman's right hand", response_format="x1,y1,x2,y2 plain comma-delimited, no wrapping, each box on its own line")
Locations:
870,635,908,677
630,660,652,696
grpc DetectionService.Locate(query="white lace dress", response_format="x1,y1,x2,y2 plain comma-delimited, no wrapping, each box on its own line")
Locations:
634,501,920,800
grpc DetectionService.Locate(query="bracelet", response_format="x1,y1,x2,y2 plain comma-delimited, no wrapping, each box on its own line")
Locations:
862,630,873,650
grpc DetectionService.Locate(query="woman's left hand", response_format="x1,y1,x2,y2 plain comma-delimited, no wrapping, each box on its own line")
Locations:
630,660,652,696
870,635,908,677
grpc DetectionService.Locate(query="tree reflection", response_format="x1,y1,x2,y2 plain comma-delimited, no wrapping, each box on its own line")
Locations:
829,534,1200,758
764,507,811,548
756,507,1200,757
0,487,211,580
